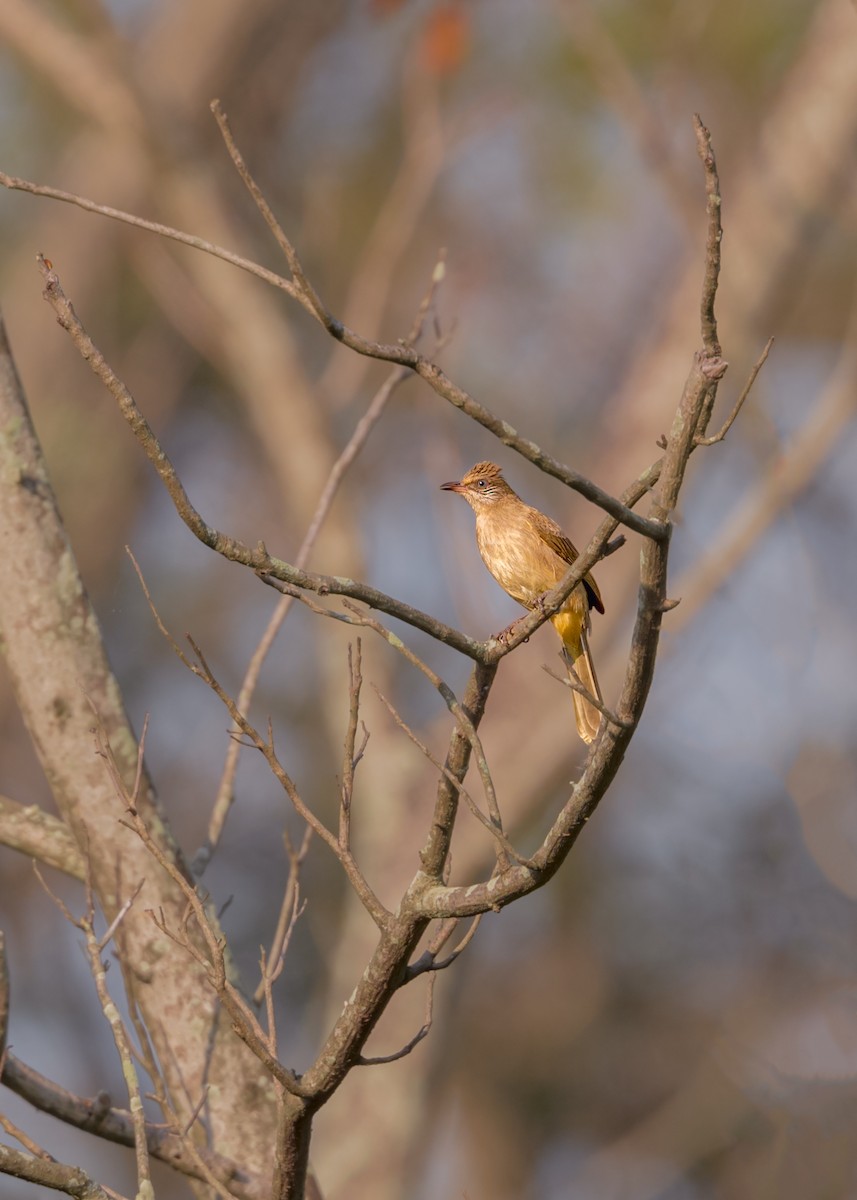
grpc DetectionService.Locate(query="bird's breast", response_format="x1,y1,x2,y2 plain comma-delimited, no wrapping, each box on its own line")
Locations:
475,515,564,609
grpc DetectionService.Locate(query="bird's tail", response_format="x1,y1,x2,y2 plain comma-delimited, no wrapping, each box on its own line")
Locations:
553,611,603,744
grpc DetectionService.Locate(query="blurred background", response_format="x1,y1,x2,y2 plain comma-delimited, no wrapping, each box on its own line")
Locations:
2,1,857,1197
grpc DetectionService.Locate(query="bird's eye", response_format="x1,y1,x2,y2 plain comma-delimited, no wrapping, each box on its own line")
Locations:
476,479,486,488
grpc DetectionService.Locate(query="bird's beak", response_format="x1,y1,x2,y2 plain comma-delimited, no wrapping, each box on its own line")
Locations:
441,480,463,492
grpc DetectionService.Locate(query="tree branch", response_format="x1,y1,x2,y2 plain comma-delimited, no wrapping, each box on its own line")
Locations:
2,159,665,539
0,795,85,880
1,1054,261,1199
400,118,742,922
0,1145,124,1200
0,170,301,301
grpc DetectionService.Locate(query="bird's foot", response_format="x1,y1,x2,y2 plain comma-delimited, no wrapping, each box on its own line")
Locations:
496,614,530,645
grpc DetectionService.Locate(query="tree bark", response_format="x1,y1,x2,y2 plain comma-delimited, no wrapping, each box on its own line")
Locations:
0,312,278,1183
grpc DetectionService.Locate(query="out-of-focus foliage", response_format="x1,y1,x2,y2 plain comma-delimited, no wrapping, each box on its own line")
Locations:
1,1,856,1197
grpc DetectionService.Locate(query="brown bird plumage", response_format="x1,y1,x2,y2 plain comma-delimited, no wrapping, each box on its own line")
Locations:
441,461,604,743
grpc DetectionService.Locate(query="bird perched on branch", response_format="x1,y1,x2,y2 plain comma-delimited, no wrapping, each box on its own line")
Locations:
441,460,604,744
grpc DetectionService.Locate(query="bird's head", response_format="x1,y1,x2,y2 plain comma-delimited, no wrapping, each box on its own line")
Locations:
440,461,515,510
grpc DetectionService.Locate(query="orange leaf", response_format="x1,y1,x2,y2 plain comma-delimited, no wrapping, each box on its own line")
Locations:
421,3,470,76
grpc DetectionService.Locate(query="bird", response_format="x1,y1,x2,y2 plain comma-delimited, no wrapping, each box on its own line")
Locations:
441,460,604,743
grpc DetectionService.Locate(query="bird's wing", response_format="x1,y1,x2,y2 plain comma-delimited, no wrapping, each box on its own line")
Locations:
532,511,605,614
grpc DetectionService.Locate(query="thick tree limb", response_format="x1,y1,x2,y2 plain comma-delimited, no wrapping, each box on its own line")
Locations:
0,311,280,1175
0,795,85,880
1,1055,261,1199
0,1145,121,1200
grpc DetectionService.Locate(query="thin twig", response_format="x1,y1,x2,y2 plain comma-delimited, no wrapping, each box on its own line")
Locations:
0,1113,49,1159
252,826,311,1006
0,932,7,1066
92,719,309,1100
194,368,408,875
694,113,723,358
406,912,485,979
428,912,484,972
696,337,774,445
0,171,300,300
127,553,347,897
671,311,857,635
340,600,502,830
98,878,145,952
111,899,169,1116
81,894,152,1195
372,684,525,868
187,633,391,930
33,859,152,1195
339,641,365,852
199,245,445,872
542,664,634,729
356,973,437,1066
211,101,665,537
258,578,503,842
210,101,328,325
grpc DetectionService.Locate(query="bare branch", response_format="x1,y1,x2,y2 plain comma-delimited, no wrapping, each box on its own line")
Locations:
542,664,634,730
31,858,154,1195
92,718,309,1101
1,1054,259,1197
122,561,392,932
696,337,774,446
671,313,857,635
253,827,311,1007
0,932,7,1066
31,862,78,927
356,973,437,1067
0,1113,50,1161
426,913,484,973
79,895,152,1195
0,1144,126,1200
198,260,427,873
694,113,723,359
261,580,507,862
340,601,503,830
125,801,308,1099
299,662,496,1103
372,684,525,868
404,117,739,923
0,795,85,880
339,640,365,852
187,635,391,931
406,913,485,980
40,834,153,1195
38,260,477,660
210,99,664,536
210,101,327,325
0,171,300,301
98,879,146,953
11,164,663,540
